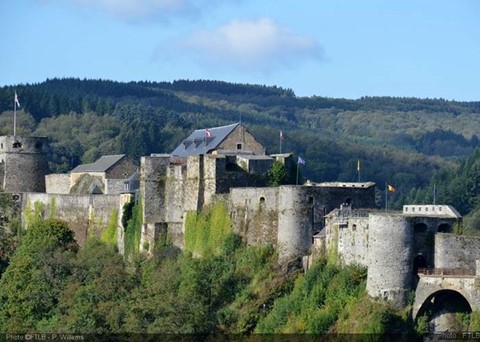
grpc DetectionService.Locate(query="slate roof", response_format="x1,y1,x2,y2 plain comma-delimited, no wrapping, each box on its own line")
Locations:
171,123,240,157
70,154,126,173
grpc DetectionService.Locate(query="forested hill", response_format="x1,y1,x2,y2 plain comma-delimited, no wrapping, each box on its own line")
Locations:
2,78,480,211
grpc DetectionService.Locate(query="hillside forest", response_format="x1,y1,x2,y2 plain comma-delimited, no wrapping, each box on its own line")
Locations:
1,78,480,335
2,79,480,219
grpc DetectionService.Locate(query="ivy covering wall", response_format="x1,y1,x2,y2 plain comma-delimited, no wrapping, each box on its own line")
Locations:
185,201,232,257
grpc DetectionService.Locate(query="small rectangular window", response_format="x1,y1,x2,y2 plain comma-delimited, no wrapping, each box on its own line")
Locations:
237,143,242,150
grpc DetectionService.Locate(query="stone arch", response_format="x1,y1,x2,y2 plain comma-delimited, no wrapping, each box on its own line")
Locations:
413,254,427,273
437,223,451,233
344,197,352,206
415,289,472,332
414,282,475,320
414,222,427,233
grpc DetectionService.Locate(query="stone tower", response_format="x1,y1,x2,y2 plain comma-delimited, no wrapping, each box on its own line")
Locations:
0,135,50,193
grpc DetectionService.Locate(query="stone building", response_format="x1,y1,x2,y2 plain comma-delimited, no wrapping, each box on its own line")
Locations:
46,154,138,195
317,203,474,308
171,123,265,157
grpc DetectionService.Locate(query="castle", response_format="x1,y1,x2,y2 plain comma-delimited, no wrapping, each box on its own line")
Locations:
4,124,480,318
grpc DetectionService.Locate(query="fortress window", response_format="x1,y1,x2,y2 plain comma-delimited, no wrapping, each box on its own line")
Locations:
237,143,242,150
352,224,357,231
414,223,427,233
308,196,314,204
0,143,3,149
13,142,22,148
259,197,265,204
437,224,451,233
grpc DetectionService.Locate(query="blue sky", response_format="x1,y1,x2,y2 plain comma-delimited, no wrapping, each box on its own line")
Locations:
1,0,479,100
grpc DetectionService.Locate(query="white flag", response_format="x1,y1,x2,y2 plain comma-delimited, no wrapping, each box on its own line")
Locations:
14,92,20,107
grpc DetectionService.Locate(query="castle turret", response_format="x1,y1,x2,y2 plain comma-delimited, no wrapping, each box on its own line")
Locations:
366,213,414,307
0,135,49,193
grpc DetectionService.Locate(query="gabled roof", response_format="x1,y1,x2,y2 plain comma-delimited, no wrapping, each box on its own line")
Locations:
70,154,126,173
171,123,240,157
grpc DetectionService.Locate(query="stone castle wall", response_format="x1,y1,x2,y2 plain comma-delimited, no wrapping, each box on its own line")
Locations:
331,211,370,266
229,187,279,247
434,234,480,270
45,174,71,194
23,193,122,247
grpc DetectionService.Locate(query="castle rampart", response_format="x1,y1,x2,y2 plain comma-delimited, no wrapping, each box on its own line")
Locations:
434,234,480,270
22,192,125,247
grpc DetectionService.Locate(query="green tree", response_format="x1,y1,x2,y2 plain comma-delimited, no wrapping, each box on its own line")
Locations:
0,219,77,332
266,161,288,186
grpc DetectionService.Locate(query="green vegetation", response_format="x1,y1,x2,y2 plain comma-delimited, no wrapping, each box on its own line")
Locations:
3,78,480,211
124,199,142,258
100,209,118,247
185,201,232,256
266,160,288,186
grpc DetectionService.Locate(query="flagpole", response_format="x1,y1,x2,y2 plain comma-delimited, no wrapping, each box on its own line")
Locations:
357,160,361,182
296,163,299,185
433,184,436,205
13,95,17,136
385,183,388,211
279,133,282,154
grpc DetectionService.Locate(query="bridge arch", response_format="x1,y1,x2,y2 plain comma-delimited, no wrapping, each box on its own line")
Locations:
414,289,472,332
413,278,477,320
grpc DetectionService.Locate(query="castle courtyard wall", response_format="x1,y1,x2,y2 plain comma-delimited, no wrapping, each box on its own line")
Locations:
45,174,71,194
434,234,480,270
23,193,121,247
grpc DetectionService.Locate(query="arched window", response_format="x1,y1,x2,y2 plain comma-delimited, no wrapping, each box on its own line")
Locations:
438,223,451,233
414,223,427,233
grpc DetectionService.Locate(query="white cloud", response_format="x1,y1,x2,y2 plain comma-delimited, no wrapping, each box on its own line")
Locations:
49,0,228,22
162,18,323,73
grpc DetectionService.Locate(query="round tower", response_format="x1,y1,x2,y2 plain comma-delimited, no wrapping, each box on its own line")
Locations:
277,186,312,262
366,213,414,308
0,136,49,193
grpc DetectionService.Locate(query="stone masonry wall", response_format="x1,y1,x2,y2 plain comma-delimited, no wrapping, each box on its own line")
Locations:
336,214,370,266
366,213,414,308
23,193,121,247
229,187,279,246
45,174,71,194
217,125,265,155
277,186,312,262
164,163,187,247
105,157,137,179
141,156,170,223
434,234,480,270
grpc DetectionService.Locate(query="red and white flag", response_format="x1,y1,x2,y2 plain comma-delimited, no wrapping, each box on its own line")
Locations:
14,92,20,107
205,128,212,138
280,130,284,140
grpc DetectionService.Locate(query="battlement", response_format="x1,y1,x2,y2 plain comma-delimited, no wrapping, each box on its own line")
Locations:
403,205,461,218
0,135,48,154
0,135,49,193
